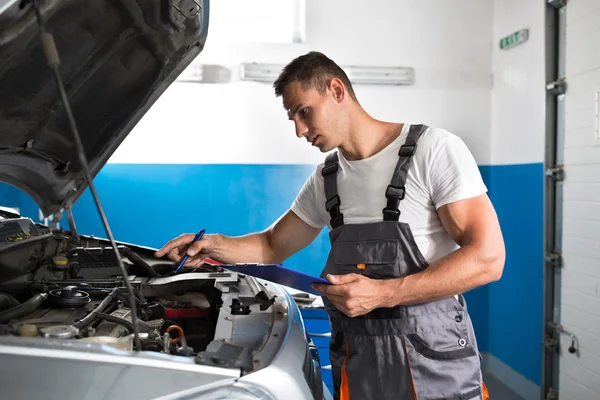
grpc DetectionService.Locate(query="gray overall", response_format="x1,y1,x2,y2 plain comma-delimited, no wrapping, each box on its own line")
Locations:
320,124,486,400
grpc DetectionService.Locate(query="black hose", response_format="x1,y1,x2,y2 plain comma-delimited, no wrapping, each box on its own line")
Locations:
73,288,120,330
0,293,48,324
95,313,134,333
75,286,144,309
122,248,161,278
0,293,20,312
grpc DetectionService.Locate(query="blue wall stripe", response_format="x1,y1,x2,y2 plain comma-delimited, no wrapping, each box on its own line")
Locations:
485,163,544,386
11,164,332,278
463,285,489,353
0,183,20,209
0,162,543,386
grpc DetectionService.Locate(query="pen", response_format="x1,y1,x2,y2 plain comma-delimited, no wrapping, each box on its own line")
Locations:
175,229,206,273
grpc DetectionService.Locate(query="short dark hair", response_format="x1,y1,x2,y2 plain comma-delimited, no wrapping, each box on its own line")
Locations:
273,51,357,102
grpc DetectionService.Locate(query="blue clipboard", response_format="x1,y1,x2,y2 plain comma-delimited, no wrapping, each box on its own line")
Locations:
220,264,330,296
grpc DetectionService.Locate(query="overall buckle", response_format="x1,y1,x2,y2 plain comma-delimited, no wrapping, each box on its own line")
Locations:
385,185,405,200
325,195,341,212
382,208,400,221
398,144,416,157
330,215,344,229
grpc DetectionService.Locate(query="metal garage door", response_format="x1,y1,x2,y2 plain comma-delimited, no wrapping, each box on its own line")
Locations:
544,1,600,399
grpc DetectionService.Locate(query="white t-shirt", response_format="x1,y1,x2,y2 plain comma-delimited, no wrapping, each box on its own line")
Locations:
290,123,487,265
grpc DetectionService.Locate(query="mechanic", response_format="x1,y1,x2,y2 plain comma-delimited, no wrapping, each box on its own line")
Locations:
155,51,504,400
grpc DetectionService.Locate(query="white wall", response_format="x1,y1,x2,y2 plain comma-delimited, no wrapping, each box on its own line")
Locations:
482,3,547,398
560,0,600,398
109,0,494,165
491,0,546,166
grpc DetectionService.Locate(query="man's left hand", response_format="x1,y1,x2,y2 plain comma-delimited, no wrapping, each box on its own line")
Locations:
312,274,391,317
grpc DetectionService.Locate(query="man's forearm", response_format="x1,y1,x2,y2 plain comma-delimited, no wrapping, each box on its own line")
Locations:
382,244,504,307
197,210,319,266
206,232,279,265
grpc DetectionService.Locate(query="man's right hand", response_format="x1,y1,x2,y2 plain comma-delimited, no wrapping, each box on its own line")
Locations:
154,210,322,268
154,234,216,268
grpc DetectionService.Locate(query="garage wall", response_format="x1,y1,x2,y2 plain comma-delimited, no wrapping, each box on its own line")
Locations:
478,0,546,399
0,185,19,212
559,0,600,398
109,0,494,166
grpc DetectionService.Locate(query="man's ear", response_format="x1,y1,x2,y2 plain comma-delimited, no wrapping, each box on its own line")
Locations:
329,78,345,103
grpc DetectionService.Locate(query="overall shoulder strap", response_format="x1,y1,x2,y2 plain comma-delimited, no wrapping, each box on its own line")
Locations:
322,152,344,229
383,124,429,221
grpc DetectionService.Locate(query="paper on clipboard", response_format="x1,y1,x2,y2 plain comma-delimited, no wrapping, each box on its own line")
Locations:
220,263,330,296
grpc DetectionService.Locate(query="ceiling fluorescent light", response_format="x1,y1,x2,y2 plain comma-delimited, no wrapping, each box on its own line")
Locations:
292,0,306,43
343,66,415,86
176,64,204,83
240,63,284,82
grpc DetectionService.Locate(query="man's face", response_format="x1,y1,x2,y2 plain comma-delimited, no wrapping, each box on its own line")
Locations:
282,80,344,152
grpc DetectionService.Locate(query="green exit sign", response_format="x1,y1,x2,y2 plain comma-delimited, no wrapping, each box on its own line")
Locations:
500,29,529,50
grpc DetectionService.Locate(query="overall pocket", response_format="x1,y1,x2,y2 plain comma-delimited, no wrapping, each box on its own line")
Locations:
403,325,482,400
332,239,400,278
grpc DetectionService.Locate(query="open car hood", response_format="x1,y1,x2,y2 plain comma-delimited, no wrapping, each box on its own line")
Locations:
0,0,209,216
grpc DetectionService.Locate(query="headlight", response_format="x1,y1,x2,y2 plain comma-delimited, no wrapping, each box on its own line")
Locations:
183,382,274,400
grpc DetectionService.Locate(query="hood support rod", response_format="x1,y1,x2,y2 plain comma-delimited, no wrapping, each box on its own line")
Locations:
31,0,142,352
65,207,79,245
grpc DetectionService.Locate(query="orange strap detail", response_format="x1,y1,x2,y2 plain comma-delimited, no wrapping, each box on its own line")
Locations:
340,335,350,400
357,263,366,270
402,337,418,400
482,381,489,400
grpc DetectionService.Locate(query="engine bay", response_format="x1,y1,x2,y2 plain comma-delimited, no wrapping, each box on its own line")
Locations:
0,217,279,372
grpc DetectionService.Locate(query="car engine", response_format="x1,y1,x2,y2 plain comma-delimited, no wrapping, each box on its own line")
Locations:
0,217,275,363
